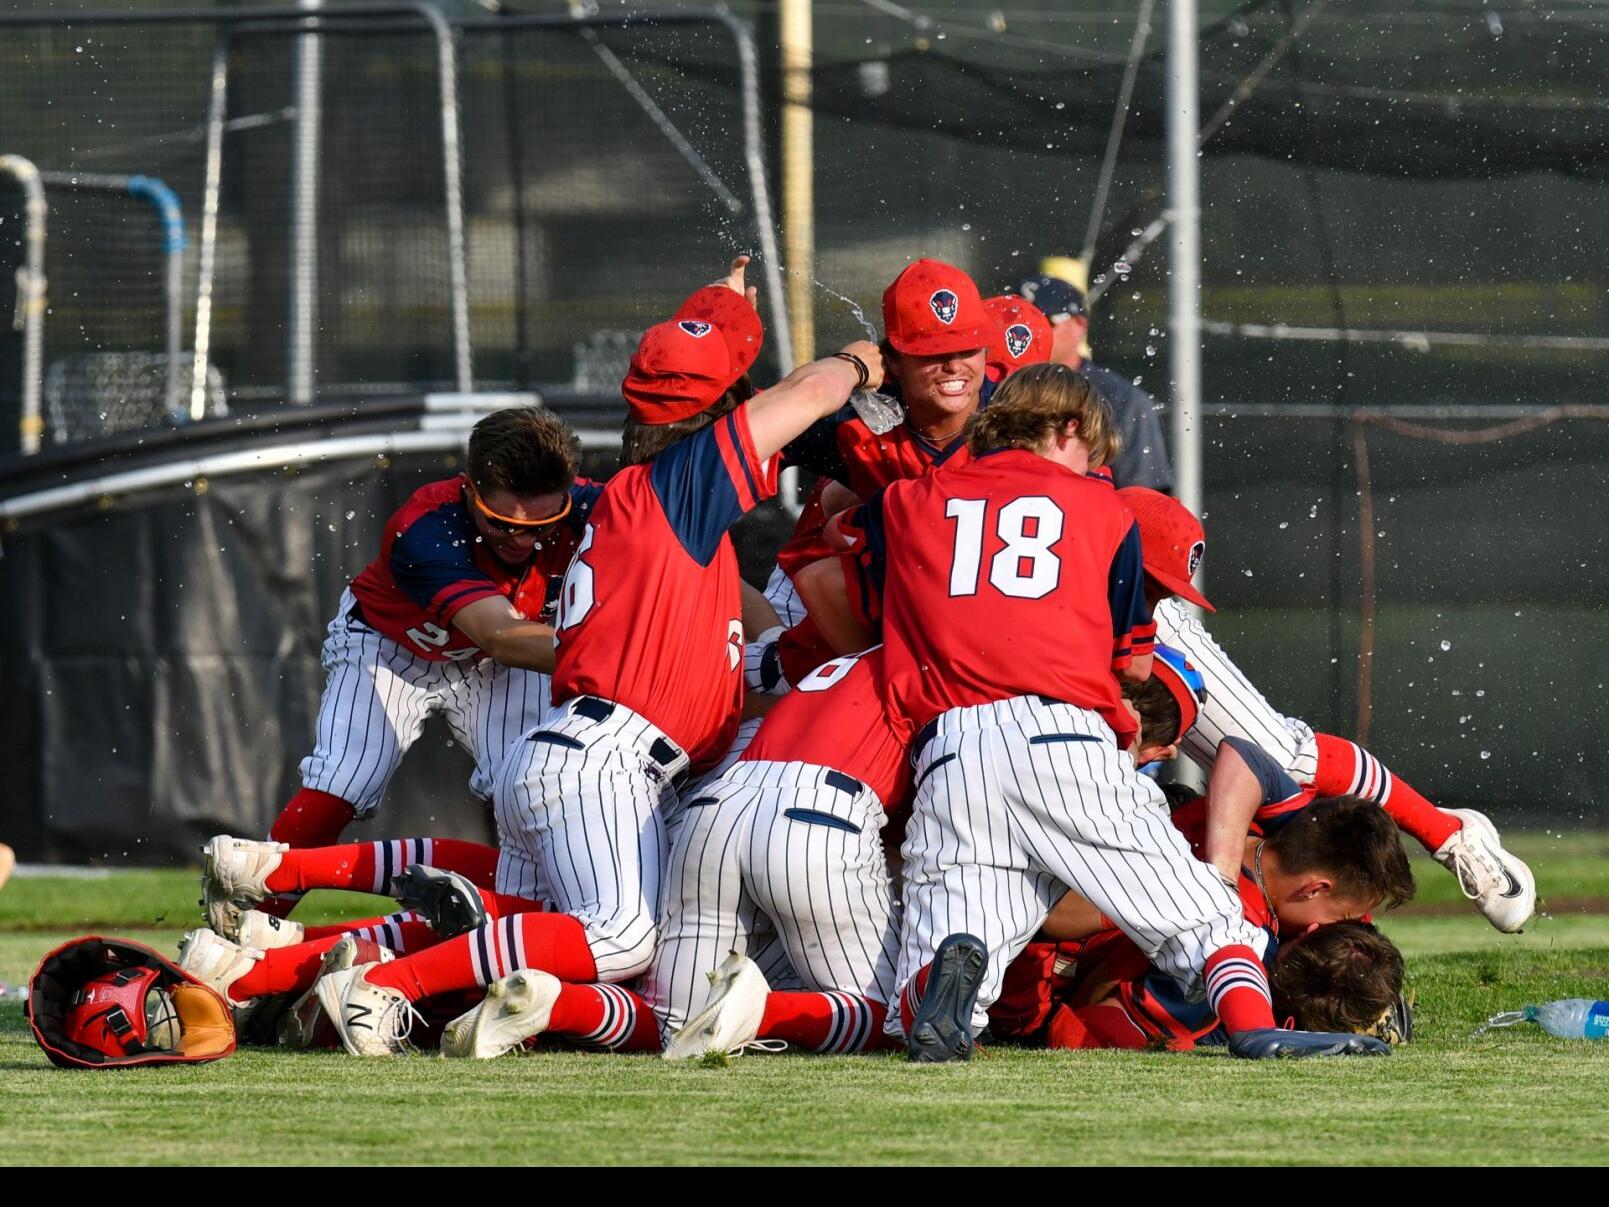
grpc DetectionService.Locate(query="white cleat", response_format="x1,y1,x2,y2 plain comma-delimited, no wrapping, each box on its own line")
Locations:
236,910,305,951
177,928,263,1011
315,949,418,1057
1436,808,1537,933
662,952,773,1061
201,835,287,939
442,970,563,1059
282,934,394,1049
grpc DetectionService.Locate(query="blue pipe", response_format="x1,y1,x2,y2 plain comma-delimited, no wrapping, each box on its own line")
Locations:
126,174,188,255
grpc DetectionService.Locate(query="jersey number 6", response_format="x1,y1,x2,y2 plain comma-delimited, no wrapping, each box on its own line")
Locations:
945,495,1064,600
556,524,596,632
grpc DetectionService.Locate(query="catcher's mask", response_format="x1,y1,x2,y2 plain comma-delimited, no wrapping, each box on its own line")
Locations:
28,936,236,1069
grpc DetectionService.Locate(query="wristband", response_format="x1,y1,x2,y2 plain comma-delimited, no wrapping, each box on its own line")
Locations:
830,351,870,391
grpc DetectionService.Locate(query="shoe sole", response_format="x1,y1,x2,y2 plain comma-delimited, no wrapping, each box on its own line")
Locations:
907,934,988,1064
396,866,488,940
283,939,361,1048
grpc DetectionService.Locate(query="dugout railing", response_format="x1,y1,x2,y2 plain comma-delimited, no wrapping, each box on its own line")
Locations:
0,5,787,453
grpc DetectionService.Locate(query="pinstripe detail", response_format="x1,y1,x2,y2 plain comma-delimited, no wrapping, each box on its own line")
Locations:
579,984,640,1050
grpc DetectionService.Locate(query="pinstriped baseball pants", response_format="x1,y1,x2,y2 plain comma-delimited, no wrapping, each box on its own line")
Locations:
492,698,684,982
893,695,1266,1036
299,589,558,817
641,759,901,1035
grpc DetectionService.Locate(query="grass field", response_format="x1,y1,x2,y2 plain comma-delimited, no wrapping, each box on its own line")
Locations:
3,833,1608,1166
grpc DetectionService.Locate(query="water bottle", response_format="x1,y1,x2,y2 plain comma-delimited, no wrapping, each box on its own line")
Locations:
1483,999,1609,1039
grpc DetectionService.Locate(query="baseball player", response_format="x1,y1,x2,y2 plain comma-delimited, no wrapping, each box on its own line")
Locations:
820,362,1388,1062
760,259,1001,629
311,258,888,1055
1117,486,1537,931
261,407,599,870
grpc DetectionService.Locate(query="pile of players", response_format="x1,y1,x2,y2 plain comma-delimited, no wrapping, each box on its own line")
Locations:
167,256,1535,1064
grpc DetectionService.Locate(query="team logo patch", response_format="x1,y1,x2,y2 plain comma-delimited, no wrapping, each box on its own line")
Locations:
1187,540,1205,577
1005,322,1033,359
929,289,958,324
678,320,713,338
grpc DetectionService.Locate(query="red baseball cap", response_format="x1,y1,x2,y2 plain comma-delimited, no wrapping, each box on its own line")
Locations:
621,318,733,425
1118,486,1215,612
983,295,1053,381
674,285,764,381
882,259,995,357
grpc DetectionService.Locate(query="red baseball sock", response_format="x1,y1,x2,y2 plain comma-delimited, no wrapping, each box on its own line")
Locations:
546,982,661,1053
895,963,934,1038
1046,1002,1149,1051
367,912,598,1003
1312,733,1461,851
758,991,901,1053
478,888,546,920
264,838,500,896
303,912,439,953
270,788,356,848
1204,945,1275,1036
231,935,345,1001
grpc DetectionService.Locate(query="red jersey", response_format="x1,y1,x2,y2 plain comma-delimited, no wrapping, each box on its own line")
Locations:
838,448,1154,746
991,807,1276,1050
349,477,599,663
552,407,776,769
740,646,911,810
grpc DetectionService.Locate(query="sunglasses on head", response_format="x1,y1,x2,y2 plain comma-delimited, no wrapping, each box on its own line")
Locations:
465,479,572,535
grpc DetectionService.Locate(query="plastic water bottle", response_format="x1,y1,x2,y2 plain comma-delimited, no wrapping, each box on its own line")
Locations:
1483,999,1609,1039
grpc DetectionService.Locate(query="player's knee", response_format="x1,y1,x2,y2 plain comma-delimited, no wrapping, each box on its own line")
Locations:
585,912,660,982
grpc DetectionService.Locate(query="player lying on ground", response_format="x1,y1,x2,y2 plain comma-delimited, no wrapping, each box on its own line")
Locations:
792,363,1388,1060
1117,485,1535,932
304,259,899,1055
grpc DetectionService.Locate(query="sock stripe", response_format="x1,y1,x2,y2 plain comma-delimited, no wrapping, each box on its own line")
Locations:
1205,957,1270,1013
582,984,636,1049
471,922,494,988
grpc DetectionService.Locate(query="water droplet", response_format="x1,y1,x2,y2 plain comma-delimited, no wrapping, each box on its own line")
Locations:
1242,569,1254,577
1439,639,1451,651
1480,750,1492,760
344,510,355,520
1113,259,1132,275
1278,521,1289,530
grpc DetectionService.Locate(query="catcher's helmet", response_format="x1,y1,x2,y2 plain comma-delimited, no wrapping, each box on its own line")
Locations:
29,936,236,1069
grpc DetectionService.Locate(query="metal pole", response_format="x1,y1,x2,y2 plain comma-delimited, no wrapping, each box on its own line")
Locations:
729,16,792,374
1,155,47,454
779,0,814,367
192,42,227,422
1167,0,1203,527
288,0,323,405
123,176,188,421
421,3,474,393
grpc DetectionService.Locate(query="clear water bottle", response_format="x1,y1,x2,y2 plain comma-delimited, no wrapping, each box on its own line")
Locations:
1483,999,1609,1039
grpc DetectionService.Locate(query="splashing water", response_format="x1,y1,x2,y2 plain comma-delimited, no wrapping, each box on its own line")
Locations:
806,275,877,340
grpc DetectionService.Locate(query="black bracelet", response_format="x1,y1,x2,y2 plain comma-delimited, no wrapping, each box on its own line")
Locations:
830,351,870,391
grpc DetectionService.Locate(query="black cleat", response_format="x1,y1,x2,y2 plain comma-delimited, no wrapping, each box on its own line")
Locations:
906,933,988,1064
394,864,488,939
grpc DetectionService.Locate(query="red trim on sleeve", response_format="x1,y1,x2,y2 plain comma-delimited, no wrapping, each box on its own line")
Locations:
430,579,505,625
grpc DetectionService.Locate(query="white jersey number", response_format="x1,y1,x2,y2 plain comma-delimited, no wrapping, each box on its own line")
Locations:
945,495,1064,600
556,524,596,633
795,647,873,692
405,621,477,660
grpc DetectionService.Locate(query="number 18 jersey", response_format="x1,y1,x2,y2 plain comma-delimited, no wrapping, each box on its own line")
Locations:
840,448,1153,746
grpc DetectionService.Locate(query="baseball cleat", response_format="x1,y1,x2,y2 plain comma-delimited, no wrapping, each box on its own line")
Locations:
1435,809,1536,933
176,928,263,1012
201,835,287,938
662,952,772,1061
441,969,563,1059
314,943,418,1057
281,934,394,1049
1229,1027,1390,1059
235,909,305,951
394,864,488,940
906,933,988,1064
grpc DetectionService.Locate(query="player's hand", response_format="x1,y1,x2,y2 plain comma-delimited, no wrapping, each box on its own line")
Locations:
1229,1027,1390,1059
710,254,759,309
839,340,885,392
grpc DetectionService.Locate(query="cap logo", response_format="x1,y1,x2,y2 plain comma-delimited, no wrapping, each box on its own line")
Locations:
929,289,958,324
1187,540,1205,578
1005,323,1033,358
678,320,713,338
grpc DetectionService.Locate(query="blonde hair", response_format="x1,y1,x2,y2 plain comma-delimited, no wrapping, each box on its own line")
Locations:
966,363,1119,467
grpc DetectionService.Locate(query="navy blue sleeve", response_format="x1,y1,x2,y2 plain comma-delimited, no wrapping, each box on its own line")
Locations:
843,488,889,626
783,404,854,483
648,414,751,567
1107,520,1153,662
389,506,497,616
1223,736,1303,808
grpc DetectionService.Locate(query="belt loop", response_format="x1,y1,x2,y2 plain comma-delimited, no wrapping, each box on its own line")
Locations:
824,769,863,797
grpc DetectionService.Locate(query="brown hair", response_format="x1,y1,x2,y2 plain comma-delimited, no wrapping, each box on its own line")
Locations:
1123,675,1182,749
619,375,755,468
467,406,580,496
1270,921,1405,1034
1265,796,1416,911
965,363,1119,467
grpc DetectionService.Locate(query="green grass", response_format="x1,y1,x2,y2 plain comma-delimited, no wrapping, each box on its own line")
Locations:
3,839,1609,1166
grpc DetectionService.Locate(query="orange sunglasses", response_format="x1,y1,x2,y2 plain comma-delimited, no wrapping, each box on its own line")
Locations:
464,478,573,534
